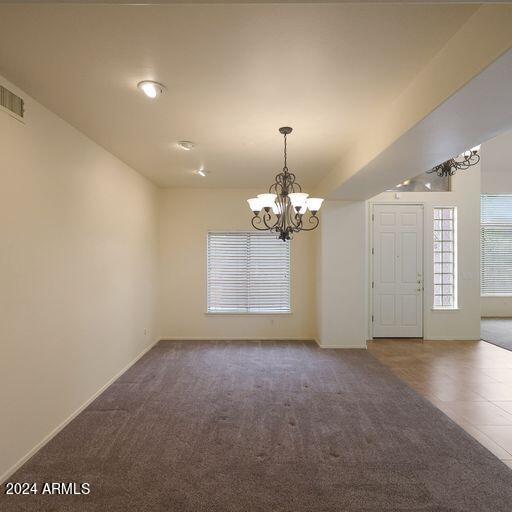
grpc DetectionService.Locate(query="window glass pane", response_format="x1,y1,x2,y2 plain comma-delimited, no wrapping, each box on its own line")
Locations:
481,195,512,296
387,172,450,192
442,274,453,284
443,296,453,307
207,232,291,313
442,263,453,273
433,207,457,309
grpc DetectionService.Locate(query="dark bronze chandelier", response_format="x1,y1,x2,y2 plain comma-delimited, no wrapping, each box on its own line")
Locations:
427,147,480,177
247,127,324,241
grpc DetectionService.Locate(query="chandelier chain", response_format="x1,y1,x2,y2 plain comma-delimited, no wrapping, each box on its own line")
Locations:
283,133,288,171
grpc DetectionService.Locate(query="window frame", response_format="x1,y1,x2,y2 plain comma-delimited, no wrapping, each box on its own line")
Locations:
481,194,512,297
206,231,292,315
432,206,458,310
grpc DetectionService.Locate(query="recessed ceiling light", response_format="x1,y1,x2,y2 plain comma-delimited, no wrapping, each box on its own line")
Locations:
196,169,209,177
137,80,166,99
177,141,195,151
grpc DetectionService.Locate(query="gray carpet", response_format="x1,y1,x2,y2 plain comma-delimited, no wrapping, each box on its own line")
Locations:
481,318,512,352
2,341,512,511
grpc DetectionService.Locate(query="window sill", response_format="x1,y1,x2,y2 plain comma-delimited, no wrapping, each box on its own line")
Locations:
481,295,512,298
431,307,460,311
205,311,292,315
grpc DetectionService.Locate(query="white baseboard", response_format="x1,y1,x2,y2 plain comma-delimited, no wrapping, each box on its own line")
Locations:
317,344,368,349
159,337,315,342
424,337,480,341
314,339,367,349
0,338,160,484
161,337,366,349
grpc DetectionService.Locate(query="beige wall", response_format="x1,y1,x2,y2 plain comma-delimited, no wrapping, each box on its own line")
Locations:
158,188,316,340
316,200,368,348
0,76,159,480
481,297,512,318
481,131,512,195
316,166,481,347
369,166,482,340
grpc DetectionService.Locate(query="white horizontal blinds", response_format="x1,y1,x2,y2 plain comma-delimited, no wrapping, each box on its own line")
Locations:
207,232,290,313
481,195,512,296
247,234,290,312
433,207,457,309
481,194,512,224
208,232,249,313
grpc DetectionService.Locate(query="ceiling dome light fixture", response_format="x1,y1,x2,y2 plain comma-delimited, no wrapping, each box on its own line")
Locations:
196,169,208,177
427,146,480,177
247,127,324,241
177,141,195,151
137,80,166,99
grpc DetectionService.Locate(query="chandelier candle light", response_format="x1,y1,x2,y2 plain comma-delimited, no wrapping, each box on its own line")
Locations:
247,127,324,241
427,146,480,177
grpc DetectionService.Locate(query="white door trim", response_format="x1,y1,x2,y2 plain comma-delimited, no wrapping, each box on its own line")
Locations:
369,202,425,339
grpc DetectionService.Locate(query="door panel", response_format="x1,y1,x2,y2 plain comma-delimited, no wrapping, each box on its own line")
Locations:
380,295,396,325
401,212,418,226
373,204,423,338
401,232,418,283
401,295,418,326
380,232,396,282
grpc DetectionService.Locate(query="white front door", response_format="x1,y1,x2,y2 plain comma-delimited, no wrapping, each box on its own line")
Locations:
372,204,423,338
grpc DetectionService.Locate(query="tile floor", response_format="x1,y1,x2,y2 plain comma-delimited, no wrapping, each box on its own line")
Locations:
368,338,512,468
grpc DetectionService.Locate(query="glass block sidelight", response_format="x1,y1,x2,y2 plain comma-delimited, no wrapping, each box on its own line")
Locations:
433,208,457,309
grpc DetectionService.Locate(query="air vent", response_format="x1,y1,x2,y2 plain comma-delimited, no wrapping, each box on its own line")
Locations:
0,84,24,119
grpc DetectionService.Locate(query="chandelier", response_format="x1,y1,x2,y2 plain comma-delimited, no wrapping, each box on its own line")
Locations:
247,127,324,241
427,147,480,177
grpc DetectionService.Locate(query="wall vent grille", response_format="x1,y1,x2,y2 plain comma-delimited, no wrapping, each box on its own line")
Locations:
0,84,24,118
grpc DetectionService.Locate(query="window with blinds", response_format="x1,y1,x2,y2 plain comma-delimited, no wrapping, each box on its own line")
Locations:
481,195,512,296
207,232,291,313
433,207,457,309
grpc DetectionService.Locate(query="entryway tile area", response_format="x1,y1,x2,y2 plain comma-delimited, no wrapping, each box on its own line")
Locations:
368,339,512,467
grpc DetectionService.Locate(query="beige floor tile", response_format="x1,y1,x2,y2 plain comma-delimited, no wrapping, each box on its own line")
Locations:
494,401,512,416
441,401,512,426
477,426,512,454
458,423,512,460
482,368,512,383
368,339,512,460
423,385,486,403
473,383,512,401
